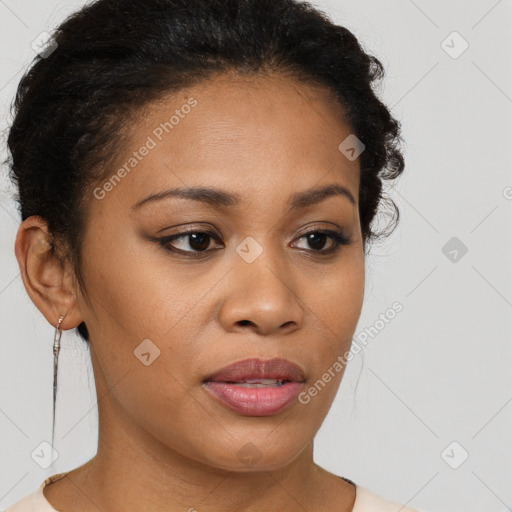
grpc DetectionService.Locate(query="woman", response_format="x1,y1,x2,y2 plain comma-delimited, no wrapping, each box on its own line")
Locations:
6,0,420,510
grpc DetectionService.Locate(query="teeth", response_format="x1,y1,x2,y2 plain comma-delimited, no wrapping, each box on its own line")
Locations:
232,378,286,387
245,378,282,384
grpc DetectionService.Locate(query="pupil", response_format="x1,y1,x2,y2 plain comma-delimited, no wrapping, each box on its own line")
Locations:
308,232,326,250
189,233,210,251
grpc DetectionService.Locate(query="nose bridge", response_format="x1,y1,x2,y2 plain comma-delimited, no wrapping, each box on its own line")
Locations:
242,237,287,288
234,231,289,288
234,233,283,292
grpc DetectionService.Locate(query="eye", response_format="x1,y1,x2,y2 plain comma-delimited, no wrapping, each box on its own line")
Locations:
292,229,352,255
158,229,223,256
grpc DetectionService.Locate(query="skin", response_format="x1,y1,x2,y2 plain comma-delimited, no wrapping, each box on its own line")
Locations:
14,71,365,512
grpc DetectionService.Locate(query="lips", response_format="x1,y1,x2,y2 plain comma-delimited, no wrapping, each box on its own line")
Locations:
202,357,306,416
203,357,306,384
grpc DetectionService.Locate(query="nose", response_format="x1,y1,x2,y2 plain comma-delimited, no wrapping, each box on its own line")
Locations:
217,249,304,336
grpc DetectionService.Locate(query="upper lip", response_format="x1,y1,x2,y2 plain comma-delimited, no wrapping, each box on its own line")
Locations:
204,357,306,383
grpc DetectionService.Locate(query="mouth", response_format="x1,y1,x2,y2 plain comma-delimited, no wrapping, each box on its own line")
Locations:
202,357,306,416
203,357,306,384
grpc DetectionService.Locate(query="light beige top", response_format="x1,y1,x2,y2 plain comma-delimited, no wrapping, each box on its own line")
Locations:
5,471,423,512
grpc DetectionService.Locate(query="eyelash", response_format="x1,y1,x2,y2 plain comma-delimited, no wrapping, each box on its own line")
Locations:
156,228,352,258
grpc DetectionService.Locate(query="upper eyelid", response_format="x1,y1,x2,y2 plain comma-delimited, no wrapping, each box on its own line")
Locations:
162,220,344,236
165,225,344,241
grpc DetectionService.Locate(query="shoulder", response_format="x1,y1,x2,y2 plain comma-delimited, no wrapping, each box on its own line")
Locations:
353,484,425,512
4,471,70,512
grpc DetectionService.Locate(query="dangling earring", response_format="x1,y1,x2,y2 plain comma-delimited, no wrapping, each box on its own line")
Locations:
51,313,66,450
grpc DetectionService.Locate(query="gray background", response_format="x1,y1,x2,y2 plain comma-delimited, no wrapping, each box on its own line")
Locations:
1,1,511,511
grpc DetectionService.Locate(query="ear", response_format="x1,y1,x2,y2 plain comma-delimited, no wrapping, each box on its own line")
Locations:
14,215,84,330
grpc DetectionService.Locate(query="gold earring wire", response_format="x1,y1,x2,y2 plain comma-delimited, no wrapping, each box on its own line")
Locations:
51,313,66,450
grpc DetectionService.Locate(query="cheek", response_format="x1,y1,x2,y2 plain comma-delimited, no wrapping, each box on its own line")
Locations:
302,255,364,400
307,255,365,343
325,273,364,342
80,228,177,338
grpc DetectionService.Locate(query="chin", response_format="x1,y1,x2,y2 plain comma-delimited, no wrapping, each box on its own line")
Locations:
200,437,307,473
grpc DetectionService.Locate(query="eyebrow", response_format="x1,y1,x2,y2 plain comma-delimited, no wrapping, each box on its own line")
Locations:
131,183,356,211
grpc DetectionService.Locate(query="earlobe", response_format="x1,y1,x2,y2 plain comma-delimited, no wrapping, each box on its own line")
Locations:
14,215,84,330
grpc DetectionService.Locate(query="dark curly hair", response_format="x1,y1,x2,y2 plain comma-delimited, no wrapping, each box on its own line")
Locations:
6,0,405,344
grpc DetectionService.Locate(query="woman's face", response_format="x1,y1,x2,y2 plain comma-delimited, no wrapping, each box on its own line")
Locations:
76,72,365,471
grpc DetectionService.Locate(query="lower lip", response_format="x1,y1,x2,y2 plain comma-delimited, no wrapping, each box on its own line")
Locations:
203,381,304,416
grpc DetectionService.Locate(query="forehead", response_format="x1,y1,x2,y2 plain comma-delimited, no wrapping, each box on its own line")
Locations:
94,71,360,213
